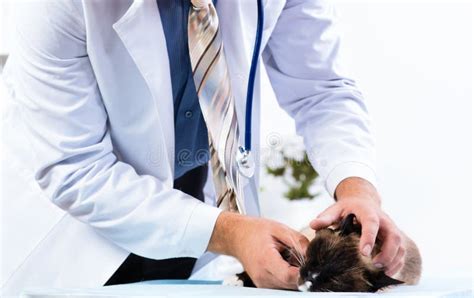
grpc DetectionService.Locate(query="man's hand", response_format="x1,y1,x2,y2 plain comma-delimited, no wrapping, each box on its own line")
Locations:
207,212,309,289
309,177,405,276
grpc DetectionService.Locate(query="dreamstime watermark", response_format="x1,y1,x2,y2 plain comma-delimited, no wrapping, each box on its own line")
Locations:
146,144,167,170
168,132,329,172
261,132,330,171
176,148,211,167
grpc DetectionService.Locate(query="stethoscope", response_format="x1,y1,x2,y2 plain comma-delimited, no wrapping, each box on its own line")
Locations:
235,0,264,179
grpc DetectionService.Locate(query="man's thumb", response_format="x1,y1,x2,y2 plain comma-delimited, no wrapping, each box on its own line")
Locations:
309,205,342,230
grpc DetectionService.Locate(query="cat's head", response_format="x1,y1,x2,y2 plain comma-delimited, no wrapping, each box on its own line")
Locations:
298,214,403,292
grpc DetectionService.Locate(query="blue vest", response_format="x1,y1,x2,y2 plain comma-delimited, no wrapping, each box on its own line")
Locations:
157,0,210,179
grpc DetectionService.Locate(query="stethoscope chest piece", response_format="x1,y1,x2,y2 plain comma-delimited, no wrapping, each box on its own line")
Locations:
236,146,255,178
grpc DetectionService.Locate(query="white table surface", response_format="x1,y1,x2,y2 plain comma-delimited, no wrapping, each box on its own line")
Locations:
20,277,472,297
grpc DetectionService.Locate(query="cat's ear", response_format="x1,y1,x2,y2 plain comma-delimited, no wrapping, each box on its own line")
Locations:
368,271,404,292
339,213,361,236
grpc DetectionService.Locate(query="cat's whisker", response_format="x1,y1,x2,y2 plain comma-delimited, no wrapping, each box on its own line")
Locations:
284,230,306,267
287,247,304,267
296,249,306,266
287,241,304,266
288,246,304,266
280,237,303,266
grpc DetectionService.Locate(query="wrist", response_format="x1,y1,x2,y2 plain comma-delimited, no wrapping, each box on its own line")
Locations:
206,211,247,257
335,177,381,205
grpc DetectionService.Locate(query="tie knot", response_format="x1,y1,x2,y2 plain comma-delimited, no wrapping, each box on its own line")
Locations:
191,0,211,9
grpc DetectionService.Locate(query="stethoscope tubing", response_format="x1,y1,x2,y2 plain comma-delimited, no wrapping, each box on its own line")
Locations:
244,0,264,153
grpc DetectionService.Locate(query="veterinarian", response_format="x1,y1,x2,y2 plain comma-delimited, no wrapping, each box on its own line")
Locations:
1,0,406,295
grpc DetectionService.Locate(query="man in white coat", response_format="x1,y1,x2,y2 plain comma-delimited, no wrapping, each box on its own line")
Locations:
1,0,406,295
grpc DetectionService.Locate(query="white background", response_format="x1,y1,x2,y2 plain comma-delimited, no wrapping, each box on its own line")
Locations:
1,0,472,283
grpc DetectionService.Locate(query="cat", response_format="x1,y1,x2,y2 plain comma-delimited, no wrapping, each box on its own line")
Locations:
229,214,422,292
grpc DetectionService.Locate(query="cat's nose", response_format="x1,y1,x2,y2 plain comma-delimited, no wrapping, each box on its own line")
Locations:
298,280,313,292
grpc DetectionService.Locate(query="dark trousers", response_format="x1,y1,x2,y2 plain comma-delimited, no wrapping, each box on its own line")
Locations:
104,164,208,286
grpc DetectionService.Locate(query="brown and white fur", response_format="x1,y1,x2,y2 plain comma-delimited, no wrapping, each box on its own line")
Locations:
227,214,422,292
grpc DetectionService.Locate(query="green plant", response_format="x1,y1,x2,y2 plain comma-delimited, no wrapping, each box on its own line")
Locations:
266,151,320,200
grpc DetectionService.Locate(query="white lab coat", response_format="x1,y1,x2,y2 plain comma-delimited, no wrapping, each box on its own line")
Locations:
1,0,377,296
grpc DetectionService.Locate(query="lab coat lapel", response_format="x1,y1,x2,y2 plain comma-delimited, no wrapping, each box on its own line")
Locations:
113,0,175,176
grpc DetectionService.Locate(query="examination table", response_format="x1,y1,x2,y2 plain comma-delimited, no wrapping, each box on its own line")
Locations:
21,277,472,297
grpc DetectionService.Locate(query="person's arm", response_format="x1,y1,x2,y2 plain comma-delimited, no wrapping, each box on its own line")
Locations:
5,1,221,260
263,0,376,197
263,0,404,274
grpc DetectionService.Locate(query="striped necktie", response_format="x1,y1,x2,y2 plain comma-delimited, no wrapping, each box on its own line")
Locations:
188,0,244,213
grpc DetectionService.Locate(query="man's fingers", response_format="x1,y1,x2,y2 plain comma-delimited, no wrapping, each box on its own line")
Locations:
274,225,309,257
277,265,300,289
385,259,404,277
384,245,405,274
275,268,299,289
268,249,300,289
372,226,402,267
358,211,380,256
309,204,342,230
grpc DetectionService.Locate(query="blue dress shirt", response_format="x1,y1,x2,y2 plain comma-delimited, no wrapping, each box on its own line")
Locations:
157,0,210,179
